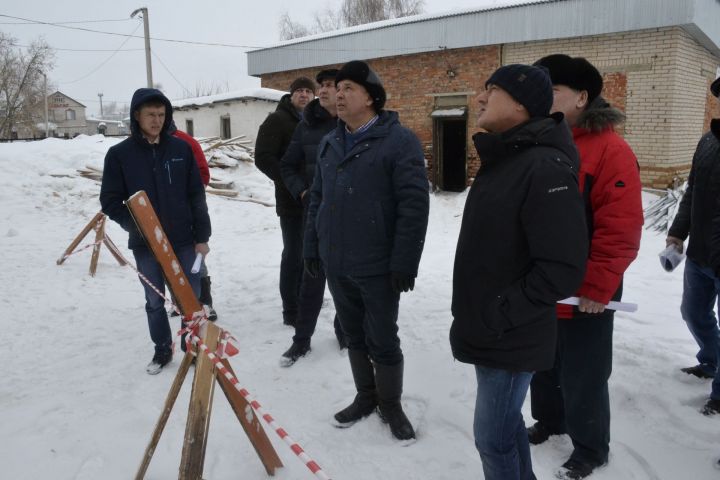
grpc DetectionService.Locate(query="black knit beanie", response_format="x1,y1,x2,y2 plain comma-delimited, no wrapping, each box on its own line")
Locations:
485,64,553,118
335,60,386,112
316,69,339,84
289,76,316,94
534,54,603,103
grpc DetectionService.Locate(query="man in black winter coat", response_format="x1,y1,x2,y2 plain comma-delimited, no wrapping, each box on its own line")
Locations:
255,77,315,326
450,64,587,480
304,60,429,441
279,68,345,366
667,77,720,415
100,88,211,375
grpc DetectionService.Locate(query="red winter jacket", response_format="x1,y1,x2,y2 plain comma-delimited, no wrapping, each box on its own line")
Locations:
172,129,210,186
557,99,643,319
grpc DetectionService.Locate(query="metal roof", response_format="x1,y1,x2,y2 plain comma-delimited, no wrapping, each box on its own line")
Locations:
247,0,720,76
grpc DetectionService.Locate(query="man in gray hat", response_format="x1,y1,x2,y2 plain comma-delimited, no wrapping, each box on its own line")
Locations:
304,60,429,441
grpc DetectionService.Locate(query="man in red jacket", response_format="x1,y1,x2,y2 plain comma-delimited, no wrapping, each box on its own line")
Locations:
169,120,217,321
528,55,643,480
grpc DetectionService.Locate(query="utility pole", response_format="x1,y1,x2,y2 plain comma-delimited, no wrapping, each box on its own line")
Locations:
131,7,153,88
43,72,49,138
98,92,104,117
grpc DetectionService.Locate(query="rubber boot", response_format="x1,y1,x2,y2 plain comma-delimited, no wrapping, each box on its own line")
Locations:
199,276,217,321
334,349,377,426
375,360,415,440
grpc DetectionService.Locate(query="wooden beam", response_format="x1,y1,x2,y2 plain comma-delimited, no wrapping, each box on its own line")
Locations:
56,211,104,265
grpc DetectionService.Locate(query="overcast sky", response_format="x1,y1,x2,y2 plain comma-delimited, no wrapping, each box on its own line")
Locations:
1,0,508,116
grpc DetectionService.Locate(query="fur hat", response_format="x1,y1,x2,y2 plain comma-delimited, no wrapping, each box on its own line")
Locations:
485,64,553,118
289,76,316,94
335,60,386,112
315,69,339,84
535,54,603,103
711,76,720,98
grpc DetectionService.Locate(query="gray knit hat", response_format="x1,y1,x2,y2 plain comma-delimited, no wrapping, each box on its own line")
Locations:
485,64,553,118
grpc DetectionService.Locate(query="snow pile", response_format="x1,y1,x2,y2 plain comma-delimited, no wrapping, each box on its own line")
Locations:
0,136,719,479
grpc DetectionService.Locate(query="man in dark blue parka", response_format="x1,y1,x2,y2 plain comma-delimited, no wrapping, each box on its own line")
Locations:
304,60,430,441
100,88,211,375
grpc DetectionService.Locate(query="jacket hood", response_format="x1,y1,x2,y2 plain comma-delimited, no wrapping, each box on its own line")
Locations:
473,113,578,170
277,93,302,121
575,96,625,132
302,98,336,127
129,88,173,137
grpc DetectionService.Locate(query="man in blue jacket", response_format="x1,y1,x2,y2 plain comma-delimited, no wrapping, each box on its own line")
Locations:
304,60,430,441
100,88,211,375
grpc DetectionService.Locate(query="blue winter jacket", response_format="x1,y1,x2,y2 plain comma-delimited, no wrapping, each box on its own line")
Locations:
304,110,429,277
100,88,211,250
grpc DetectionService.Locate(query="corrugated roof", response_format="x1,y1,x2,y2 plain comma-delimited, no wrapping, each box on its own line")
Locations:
247,0,720,76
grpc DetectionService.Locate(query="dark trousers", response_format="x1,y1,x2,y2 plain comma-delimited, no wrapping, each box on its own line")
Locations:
530,311,614,466
293,265,343,342
326,273,402,365
279,215,304,323
133,244,200,354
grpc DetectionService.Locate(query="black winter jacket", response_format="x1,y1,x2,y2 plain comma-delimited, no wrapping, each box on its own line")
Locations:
450,115,588,372
100,88,211,250
255,94,304,216
280,98,337,203
670,119,720,270
304,110,430,277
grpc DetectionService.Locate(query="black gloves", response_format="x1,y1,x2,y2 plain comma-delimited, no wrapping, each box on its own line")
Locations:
305,258,322,279
391,271,416,293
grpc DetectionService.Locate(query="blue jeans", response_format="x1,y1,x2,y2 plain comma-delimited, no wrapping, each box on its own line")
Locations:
474,365,536,480
680,258,720,398
133,244,200,354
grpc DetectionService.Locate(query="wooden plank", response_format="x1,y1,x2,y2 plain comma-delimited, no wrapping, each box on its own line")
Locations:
89,216,105,277
216,358,283,476
179,322,220,480
134,353,195,480
56,211,104,265
102,234,127,266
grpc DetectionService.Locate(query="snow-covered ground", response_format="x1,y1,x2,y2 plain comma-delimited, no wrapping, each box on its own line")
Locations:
1,135,718,479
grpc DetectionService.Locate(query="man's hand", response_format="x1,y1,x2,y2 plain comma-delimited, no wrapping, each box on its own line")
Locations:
578,296,605,314
305,258,321,279
195,242,210,256
666,236,684,253
391,272,416,293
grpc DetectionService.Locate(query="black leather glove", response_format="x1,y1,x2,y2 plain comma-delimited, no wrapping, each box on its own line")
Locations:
305,258,322,279
391,271,416,293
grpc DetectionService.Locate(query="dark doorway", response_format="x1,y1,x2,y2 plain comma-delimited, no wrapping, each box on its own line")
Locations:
221,116,231,139
437,118,467,191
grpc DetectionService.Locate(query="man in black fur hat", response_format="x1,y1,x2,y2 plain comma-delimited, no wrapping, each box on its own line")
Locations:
304,60,429,441
528,54,644,480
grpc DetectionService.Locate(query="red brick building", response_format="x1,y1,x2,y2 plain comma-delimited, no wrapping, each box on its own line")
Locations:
248,0,720,189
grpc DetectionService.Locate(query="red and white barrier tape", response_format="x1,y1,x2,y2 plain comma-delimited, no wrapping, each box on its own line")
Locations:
58,238,103,262
103,237,331,479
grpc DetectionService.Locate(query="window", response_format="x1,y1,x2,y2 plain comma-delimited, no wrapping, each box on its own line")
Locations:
65,109,76,121
221,116,231,139
185,119,194,137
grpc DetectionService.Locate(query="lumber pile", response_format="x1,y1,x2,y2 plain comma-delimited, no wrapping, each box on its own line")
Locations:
197,135,254,169
644,182,686,233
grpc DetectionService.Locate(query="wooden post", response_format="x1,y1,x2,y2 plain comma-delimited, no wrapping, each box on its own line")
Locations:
89,216,106,276
56,211,104,265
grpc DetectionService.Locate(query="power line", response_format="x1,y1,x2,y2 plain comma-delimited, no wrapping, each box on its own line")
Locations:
58,23,141,85
12,42,143,52
0,17,132,25
151,50,190,97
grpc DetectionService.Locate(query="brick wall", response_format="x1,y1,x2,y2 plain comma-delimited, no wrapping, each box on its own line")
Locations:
261,27,719,188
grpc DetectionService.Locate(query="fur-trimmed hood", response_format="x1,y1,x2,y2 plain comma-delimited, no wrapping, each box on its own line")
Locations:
575,96,626,132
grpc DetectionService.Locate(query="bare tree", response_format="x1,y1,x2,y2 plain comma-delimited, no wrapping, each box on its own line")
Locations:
279,0,425,40
189,80,231,98
0,33,54,139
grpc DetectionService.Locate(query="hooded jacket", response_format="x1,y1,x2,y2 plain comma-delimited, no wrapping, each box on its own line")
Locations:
304,110,429,277
99,88,211,250
280,98,337,203
255,94,304,216
672,119,720,271
557,97,643,318
450,115,588,372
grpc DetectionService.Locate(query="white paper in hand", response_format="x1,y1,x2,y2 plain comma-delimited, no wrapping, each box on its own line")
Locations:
191,252,203,274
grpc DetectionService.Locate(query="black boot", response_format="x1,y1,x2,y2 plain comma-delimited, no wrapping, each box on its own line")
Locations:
334,349,377,426
199,276,217,321
375,361,415,440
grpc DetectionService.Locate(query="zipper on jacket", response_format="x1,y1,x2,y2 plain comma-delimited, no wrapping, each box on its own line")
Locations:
164,159,172,184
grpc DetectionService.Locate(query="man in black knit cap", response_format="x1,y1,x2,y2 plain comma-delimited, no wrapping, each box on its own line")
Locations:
450,64,587,480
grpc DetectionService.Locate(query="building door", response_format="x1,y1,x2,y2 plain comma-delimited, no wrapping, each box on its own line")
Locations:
221,116,231,139
435,117,467,191
185,119,194,137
